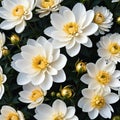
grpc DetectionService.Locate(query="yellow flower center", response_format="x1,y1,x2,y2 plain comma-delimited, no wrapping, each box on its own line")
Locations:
41,0,54,8
53,113,64,120
63,22,79,35
0,74,3,86
108,42,120,55
96,71,110,85
6,113,19,120
30,89,44,102
93,12,105,24
32,55,48,71
12,5,24,17
91,95,105,109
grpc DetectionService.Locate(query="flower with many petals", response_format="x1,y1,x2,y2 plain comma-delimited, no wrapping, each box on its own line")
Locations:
93,6,113,35
78,88,119,119
97,33,120,64
36,0,63,18
0,105,25,120
34,99,78,120
11,36,67,90
0,0,36,33
44,3,98,57
19,83,47,109
81,58,120,93
0,66,7,100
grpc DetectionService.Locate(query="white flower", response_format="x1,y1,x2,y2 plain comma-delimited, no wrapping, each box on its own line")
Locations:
0,105,25,120
81,58,120,93
19,83,47,109
112,0,119,3
0,32,6,59
36,0,63,18
0,0,36,33
78,88,119,119
97,33,120,64
34,99,78,120
11,36,67,90
93,6,113,35
44,3,98,57
0,66,7,99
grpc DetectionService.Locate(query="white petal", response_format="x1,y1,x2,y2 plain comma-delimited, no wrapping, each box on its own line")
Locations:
65,107,75,119
88,109,99,119
82,88,94,98
113,70,120,78
75,35,88,44
69,116,78,120
44,27,56,37
78,97,88,108
80,74,92,84
109,78,120,88
83,38,92,48
96,58,106,70
83,101,93,112
47,66,58,75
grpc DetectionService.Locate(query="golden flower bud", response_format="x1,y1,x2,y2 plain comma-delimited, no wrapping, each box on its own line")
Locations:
2,47,10,56
51,91,56,97
112,116,120,120
10,34,20,45
116,16,120,25
56,92,61,98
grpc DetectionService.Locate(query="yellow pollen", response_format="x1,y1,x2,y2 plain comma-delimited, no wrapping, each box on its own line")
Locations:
6,113,19,120
63,22,79,35
53,113,64,120
0,74,3,86
30,89,44,102
91,95,105,109
96,71,110,85
41,0,54,8
108,42,120,55
12,5,24,17
93,12,105,24
32,55,48,71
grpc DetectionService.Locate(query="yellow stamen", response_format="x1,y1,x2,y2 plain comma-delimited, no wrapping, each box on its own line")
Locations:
53,113,64,120
41,0,54,8
6,113,19,120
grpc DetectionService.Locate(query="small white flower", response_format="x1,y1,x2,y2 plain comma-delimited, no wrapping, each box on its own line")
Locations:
0,105,25,120
34,99,78,120
93,6,113,35
78,88,119,119
11,36,67,90
44,3,98,57
81,58,120,93
0,0,36,33
36,0,63,18
19,83,47,109
112,0,119,3
0,66,7,99
97,33,120,64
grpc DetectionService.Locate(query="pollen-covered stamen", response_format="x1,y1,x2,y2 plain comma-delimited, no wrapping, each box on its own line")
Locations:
53,113,64,120
91,95,105,109
96,71,110,85
7,113,19,120
41,0,54,8
63,22,79,36
108,42,120,55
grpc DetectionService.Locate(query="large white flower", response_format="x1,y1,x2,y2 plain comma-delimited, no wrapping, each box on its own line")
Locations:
36,0,63,18
97,33,120,64
81,58,120,93
93,6,113,35
112,0,119,3
0,0,36,33
0,66,7,99
11,36,67,90
44,3,98,57
0,105,25,120
19,83,47,109
34,99,78,120
78,88,119,119
0,32,6,59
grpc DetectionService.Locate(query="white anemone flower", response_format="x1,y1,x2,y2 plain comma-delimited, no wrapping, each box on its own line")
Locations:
19,83,47,109
0,105,25,120
36,0,63,18
34,99,78,120
97,33,120,64
93,6,113,35
0,66,7,99
11,36,67,90
81,58,120,93
0,32,6,59
44,3,98,57
0,0,36,33
78,88,119,119
112,0,119,3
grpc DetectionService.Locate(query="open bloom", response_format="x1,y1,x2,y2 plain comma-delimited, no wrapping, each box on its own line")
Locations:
112,0,119,2
34,99,78,120
93,6,113,35
0,105,25,120
0,66,7,99
81,58,120,93
11,36,67,90
78,88,119,119
44,3,98,57
19,83,47,109
0,0,36,33
36,0,63,18
97,33,120,64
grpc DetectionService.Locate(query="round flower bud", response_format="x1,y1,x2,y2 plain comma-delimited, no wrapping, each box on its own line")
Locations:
10,34,20,45
116,16,120,25
2,47,10,57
